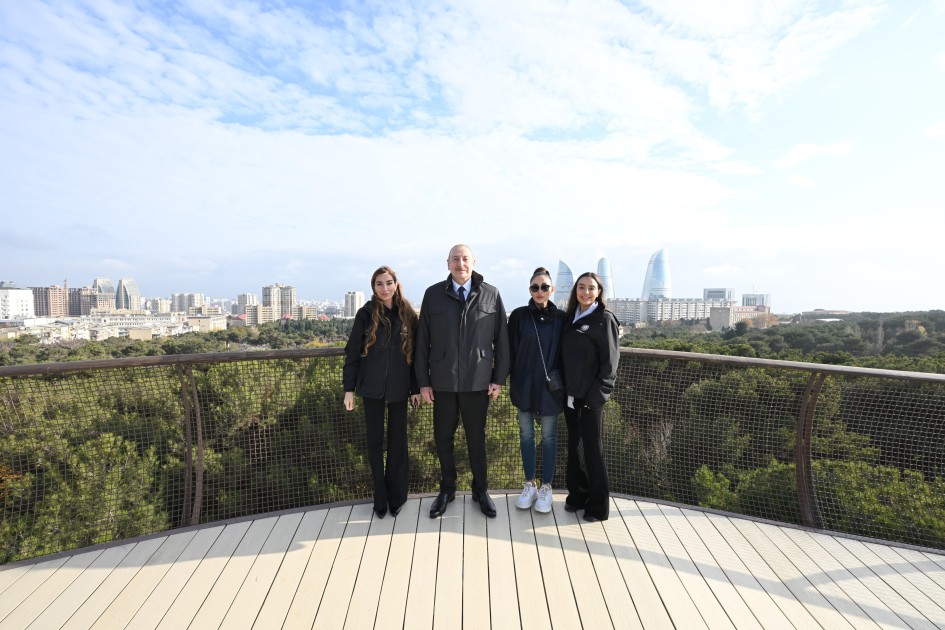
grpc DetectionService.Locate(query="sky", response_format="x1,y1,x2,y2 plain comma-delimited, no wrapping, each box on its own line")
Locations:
2,0,944,314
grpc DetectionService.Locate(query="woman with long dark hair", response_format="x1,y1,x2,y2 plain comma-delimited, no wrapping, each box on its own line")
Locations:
561,271,620,522
343,266,420,518
507,266,564,514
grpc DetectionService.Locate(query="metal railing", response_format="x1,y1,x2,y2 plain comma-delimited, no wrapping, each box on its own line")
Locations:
2,348,944,563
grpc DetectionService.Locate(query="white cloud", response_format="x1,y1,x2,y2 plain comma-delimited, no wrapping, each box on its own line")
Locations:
788,174,813,188
924,121,945,137
776,141,851,168
701,263,741,275
3,0,943,313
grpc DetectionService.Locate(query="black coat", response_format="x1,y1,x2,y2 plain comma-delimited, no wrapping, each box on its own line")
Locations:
508,300,564,415
415,271,510,392
343,302,416,402
560,305,620,410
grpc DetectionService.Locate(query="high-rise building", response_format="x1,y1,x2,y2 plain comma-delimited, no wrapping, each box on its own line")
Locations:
115,278,141,310
69,286,97,317
29,284,68,318
641,248,671,300
92,277,116,312
146,298,172,314
263,284,297,319
0,283,35,321
556,260,574,309
704,288,733,301
597,257,615,300
171,293,205,312
344,291,365,317
233,293,259,315
742,294,770,307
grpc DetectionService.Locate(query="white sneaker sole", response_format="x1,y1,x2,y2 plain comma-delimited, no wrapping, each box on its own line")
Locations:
515,499,536,509
534,502,552,513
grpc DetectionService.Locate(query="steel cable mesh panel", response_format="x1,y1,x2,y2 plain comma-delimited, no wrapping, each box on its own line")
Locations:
606,356,808,525
812,375,945,549
0,368,185,564
4,349,945,563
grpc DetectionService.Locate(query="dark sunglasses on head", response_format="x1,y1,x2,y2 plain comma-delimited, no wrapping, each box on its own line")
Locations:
529,283,552,293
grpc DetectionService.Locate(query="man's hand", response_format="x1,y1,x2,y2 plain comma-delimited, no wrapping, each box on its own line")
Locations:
421,386,435,404
343,391,355,411
487,383,503,401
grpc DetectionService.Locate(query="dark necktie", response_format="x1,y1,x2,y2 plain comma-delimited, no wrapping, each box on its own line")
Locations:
457,286,466,301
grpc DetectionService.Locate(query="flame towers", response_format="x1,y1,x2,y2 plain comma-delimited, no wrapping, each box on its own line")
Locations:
556,260,573,309
597,258,615,300
641,248,671,299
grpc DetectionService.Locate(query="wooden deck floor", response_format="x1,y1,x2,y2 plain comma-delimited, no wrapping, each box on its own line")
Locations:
2,493,945,629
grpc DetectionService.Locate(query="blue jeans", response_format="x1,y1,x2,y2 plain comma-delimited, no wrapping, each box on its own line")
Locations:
517,409,559,485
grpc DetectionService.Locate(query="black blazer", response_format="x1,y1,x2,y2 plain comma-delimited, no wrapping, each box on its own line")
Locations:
560,305,620,410
343,302,416,402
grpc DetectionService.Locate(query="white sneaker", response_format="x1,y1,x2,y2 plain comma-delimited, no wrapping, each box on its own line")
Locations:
535,484,553,513
515,481,537,509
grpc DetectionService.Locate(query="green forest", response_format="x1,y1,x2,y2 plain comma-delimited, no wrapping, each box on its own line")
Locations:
2,311,945,562
4,310,945,369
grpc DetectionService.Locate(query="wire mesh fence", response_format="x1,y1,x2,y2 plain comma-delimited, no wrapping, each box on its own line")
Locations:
2,347,945,563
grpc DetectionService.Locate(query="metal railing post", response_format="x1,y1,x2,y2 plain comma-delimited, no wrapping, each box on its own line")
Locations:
796,372,826,528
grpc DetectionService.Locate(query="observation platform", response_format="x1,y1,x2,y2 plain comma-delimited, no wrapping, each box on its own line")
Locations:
3,493,944,629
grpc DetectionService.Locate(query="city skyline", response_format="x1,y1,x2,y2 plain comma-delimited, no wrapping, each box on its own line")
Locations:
3,256,773,314
3,2,944,314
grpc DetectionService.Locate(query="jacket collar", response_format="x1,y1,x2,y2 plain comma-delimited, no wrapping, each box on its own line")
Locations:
443,270,484,297
528,298,557,313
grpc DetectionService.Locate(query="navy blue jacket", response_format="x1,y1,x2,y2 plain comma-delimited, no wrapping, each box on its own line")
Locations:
508,300,565,415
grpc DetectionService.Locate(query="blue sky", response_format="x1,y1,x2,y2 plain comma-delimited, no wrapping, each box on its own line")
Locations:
2,0,944,313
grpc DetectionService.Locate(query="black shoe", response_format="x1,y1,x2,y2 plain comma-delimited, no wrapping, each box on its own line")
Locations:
374,506,387,519
390,504,402,517
583,512,608,522
472,491,497,518
564,502,582,513
429,491,455,518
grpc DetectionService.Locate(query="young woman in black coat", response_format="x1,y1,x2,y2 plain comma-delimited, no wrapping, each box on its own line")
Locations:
507,267,565,514
561,271,620,522
343,266,420,518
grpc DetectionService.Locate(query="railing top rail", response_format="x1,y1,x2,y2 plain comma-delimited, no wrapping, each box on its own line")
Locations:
1,345,944,384
622,347,945,383
0,347,342,377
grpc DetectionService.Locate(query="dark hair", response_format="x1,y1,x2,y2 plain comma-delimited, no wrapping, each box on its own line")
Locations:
530,266,552,284
362,266,418,363
565,271,606,322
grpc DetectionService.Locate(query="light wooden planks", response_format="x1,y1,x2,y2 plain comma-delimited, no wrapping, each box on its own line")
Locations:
4,497,945,630
375,498,421,630
433,495,465,630
508,494,551,630
251,509,328,629
553,497,613,629
533,495,581,630
219,511,306,629
343,505,396,630
487,493,520,630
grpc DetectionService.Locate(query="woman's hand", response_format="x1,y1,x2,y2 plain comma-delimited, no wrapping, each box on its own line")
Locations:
410,394,422,410
343,391,355,411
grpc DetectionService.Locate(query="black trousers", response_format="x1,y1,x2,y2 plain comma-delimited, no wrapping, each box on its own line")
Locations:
564,400,610,520
362,397,409,512
433,390,489,495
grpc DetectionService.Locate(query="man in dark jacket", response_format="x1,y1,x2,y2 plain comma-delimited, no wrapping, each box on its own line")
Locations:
415,244,510,518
